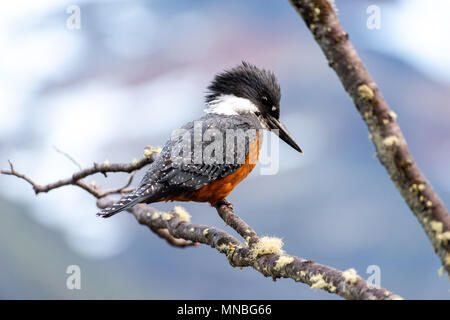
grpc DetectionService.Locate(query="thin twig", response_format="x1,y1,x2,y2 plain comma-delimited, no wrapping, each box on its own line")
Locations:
52,146,82,170
1,152,158,196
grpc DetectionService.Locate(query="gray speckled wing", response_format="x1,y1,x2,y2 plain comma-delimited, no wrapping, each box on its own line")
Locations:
157,113,260,191
97,113,261,217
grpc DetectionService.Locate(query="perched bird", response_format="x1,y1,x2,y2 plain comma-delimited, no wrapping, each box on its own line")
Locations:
97,62,302,218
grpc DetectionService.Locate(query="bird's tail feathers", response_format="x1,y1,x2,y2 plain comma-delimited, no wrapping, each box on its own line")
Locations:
96,185,149,218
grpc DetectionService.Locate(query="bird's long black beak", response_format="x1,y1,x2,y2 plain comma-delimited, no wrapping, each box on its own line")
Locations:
267,116,303,154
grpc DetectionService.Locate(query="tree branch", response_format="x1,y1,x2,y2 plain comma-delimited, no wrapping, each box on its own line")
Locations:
97,197,402,300
215,200,259,246
289,0,450,274
2,157,401,299
1,146,160,197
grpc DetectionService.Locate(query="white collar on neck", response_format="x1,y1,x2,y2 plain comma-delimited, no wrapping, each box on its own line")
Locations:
204,94,259,116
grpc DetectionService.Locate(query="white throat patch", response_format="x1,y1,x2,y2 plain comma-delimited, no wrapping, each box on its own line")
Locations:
205,94,259,116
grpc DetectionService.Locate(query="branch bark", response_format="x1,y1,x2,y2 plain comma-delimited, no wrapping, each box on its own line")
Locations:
289,0,450,273
97,197,402,300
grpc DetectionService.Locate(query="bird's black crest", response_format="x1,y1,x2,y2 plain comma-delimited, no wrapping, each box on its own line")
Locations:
206,62,281,118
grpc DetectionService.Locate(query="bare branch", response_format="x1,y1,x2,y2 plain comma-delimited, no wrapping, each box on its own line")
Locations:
289,0,450,274
2,160,39,190
100,171,136,196
1,150,159,196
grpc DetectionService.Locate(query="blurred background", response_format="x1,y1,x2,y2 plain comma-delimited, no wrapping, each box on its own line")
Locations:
0,0,449,299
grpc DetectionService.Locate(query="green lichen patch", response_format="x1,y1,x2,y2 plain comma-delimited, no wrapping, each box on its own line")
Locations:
174,206,191,222
250,236,284,258
342,268,359,284
357,84,374,100
383,136,399,147
274,255,294,271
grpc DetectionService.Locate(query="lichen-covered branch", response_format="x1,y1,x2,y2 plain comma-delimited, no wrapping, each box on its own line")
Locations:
2,156,401,299
97,197,402,300
288,0,450,274
215,200,259,246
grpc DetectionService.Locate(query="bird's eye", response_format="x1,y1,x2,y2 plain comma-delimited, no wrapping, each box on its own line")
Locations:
254,111,261,117
271,106,277,112
261,96,273,111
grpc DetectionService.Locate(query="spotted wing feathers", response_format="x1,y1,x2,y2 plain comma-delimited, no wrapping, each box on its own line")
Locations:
97,114,259,218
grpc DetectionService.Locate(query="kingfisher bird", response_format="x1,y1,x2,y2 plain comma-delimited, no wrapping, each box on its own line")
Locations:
97,62,302,218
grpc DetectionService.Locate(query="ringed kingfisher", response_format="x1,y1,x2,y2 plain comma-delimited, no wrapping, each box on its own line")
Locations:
97,62,302,218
